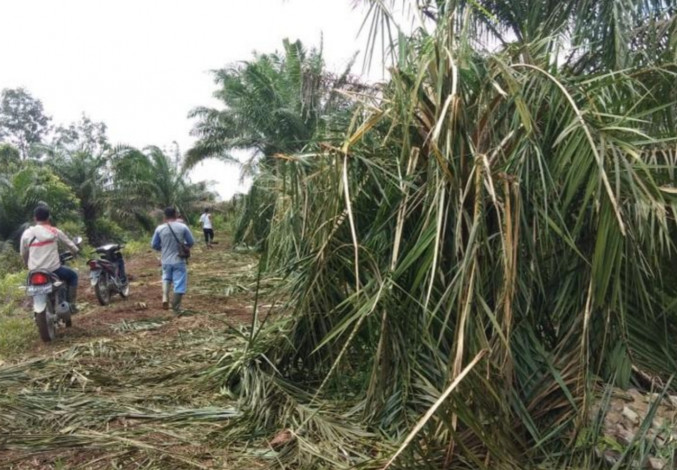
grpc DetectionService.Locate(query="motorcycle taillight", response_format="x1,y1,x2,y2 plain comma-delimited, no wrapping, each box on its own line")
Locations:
30,272,50,285
88,260,99,269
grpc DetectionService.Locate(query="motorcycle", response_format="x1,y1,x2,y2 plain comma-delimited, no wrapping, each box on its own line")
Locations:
88,243,129,305
25,236,83,342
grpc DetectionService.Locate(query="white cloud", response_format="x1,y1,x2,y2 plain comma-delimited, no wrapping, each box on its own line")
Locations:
0,0,378,199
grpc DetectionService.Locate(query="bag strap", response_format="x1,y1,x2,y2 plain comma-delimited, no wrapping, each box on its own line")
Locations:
166,222,184,250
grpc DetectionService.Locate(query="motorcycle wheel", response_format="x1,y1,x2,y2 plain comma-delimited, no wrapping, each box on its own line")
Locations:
35,302,56,342
95,274,111,306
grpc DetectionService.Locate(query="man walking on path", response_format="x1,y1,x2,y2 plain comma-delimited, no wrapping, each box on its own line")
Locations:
151,207,195,313
199,208,214,248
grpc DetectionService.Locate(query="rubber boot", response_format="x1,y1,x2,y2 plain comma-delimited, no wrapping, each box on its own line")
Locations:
68,285,78,313
162,282,170,310
172,293,183,315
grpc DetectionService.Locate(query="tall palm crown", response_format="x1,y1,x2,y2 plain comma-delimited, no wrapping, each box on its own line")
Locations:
185,39,326,170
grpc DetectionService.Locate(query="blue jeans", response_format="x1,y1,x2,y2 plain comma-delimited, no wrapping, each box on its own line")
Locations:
162,263,187,294
53,266,78,287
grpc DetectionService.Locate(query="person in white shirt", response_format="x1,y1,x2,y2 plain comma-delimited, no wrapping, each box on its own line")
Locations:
199,208,214,248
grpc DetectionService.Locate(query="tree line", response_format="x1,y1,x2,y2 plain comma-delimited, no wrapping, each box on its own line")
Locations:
0,88,215,260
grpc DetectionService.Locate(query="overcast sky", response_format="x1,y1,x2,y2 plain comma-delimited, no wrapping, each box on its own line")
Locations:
0,0,378,199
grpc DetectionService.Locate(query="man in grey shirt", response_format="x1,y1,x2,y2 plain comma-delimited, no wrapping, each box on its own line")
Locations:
151,207,195,312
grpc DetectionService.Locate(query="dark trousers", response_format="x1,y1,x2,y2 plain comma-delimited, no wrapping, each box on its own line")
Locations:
203,228,214,244
53,266,78,287
117,256,127,283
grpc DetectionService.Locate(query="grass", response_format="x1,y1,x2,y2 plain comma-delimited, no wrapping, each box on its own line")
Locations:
0,317,37,361
122,238,150,257
0,270,33,361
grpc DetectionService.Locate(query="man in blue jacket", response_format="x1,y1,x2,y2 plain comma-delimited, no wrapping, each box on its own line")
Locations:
151,207,195,313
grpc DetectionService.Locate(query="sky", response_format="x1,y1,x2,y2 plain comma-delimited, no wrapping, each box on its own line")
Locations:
0,0,380,200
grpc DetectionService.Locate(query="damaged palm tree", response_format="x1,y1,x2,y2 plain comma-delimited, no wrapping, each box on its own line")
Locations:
223,0,677,468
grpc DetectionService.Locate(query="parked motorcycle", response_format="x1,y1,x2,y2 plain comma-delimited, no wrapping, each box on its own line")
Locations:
25,236,83,342
88,243,129,305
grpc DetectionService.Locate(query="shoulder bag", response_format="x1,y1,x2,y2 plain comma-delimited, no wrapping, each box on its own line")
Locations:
166,222,191,259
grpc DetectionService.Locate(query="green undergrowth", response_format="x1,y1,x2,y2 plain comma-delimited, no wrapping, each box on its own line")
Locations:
0,317,37,361
0,270,33,360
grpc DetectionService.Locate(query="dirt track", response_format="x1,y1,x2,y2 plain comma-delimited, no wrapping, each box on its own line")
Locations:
0,241,272,469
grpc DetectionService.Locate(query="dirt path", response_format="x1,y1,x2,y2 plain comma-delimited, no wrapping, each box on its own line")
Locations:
0,241,273,469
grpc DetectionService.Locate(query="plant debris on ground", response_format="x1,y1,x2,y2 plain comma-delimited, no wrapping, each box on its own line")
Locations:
0,242,272,469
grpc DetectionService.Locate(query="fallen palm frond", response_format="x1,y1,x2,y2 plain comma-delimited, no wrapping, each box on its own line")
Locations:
112,318,170,332
218,0,677,468
0,321,254,469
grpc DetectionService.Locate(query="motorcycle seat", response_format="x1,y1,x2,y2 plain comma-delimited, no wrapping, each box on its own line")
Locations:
95,243,121,254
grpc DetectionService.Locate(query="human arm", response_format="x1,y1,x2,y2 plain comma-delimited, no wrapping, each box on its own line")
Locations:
57,229,79,254
183,226,195,247
151,228,162,251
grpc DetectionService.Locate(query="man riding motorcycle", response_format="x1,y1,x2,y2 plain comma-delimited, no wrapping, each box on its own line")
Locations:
20,205,80,312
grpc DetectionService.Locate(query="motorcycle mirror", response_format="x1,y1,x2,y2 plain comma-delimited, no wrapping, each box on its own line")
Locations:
73,236,83,245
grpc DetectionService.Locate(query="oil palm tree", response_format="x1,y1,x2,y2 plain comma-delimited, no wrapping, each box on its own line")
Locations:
185,39,326,171
0,163,78,245
111,145,215,227
187,39,363,247
47,149,110,245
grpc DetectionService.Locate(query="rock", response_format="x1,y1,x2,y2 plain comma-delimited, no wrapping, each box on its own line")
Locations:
615,423,636,446
622,406,640,425
595,448,621,466
647,456,666,469
651,417,666,430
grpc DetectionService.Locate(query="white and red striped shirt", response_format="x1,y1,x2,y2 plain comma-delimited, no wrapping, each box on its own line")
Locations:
20,223,79,271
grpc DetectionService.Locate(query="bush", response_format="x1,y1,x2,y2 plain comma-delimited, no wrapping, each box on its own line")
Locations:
0,271,27,317
123,238,150,258
88,218,125,246
0,242,23,279
57,220,86,239
0,317,36,360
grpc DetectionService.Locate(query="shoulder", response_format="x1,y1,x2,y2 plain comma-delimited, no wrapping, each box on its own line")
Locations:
21,226,34,239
